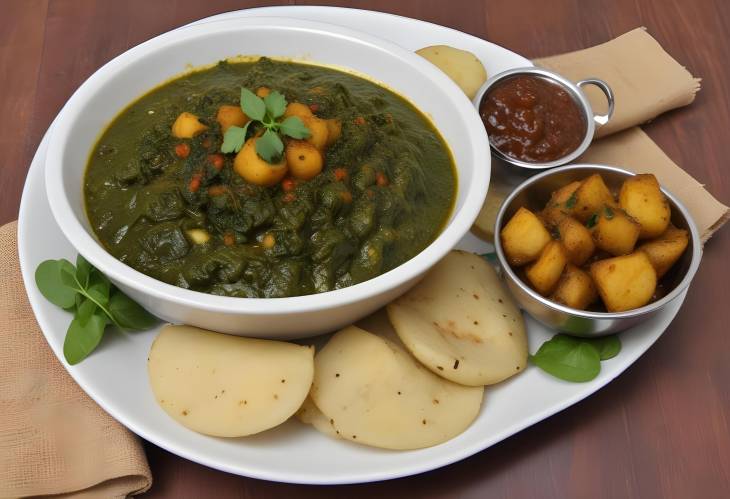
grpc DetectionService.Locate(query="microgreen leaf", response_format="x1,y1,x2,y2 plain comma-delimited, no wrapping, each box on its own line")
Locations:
255,129,284,163
586,213,598,228
63,312,107,365
587,335,621,360
76,254,91,288
240,88,265,121
86,270,111,306
565,192,577,209
264,90,287,119
220,122,250,154
35,260,79,309
279,116,311,139
530,334,601,382
76,298,97,327
109,291,157,330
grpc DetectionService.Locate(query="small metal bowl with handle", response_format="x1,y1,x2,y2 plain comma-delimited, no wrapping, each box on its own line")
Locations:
473,67,615,170
493,164,702,336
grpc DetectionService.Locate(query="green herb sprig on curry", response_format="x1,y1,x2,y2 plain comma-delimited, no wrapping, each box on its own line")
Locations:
84,58,456,298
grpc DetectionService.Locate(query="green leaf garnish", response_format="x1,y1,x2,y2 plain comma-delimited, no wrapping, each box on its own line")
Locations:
565,192,577,209
586,213,598,228
220,122,250,154
604,206,615,219
35,257,157,364
255,129,284,163
240,88,265,121
530,333,622,382
279,116,311,139
264,90,287,119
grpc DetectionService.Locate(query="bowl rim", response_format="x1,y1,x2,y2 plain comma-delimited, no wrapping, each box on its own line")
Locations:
472,66,597,170
494,163,702,319
44,16,490,315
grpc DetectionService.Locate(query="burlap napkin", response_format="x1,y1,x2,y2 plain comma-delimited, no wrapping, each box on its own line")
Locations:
0,222,152,498
473,27,729,242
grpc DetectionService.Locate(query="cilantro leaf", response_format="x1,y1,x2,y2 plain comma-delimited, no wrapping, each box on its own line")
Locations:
240,88,265,121
586,213,598,228
264,90,287,119
221,122,250,154
279,116,311,139
565,191,577,209
255,129,284,163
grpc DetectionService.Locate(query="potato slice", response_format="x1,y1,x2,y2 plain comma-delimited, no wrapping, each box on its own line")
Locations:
416,45,487,99
551,264,598,310
558,216,595,266
591,206,641,256
542,181,581,226
573,174,617,222
590,252,657,312
387,250,527,386
638,225,689,278
472,177,512,242
295,396,340,439
526,241,568,296
148,325,314,437
501,207,552,266
619,174,671,239
311,325,483,450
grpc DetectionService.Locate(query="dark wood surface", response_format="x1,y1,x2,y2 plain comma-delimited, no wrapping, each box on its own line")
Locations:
3,0,729,497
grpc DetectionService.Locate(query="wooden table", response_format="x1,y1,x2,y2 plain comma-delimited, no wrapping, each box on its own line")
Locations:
3,1,729,497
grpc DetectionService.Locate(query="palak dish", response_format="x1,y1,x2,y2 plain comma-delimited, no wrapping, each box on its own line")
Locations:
84,58,456,298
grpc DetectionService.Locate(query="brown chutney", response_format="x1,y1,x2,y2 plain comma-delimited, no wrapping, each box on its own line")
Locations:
479,75,586,163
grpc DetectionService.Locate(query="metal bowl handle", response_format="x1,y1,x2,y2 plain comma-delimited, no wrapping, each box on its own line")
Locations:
577,78,615,126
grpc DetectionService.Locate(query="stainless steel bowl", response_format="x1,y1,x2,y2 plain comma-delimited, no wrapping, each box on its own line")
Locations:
494,164,702,336
473,67,615,170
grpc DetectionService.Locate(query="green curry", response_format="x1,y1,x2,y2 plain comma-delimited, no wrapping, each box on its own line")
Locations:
84,58,456,298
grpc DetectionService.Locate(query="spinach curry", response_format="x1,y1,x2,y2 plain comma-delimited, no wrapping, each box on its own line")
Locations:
84,58,456,298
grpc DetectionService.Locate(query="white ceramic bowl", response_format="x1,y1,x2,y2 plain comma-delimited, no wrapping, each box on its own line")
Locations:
45,17,490,338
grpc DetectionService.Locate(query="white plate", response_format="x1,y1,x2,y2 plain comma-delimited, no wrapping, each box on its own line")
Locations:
18,6,685,485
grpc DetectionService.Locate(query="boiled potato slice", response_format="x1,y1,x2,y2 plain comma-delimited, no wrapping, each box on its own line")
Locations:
558,216,595,266
387,250,528,386
551,264,598,310
416,45,487,99
638,225,689,278
148,325,314,437
573,174,617,222
542,181,581,226
591,206,641,256
295,396,340,439
311,325,483,450
526,241,568,296
619,174,671,239
590,252,657,312
501,207,552,266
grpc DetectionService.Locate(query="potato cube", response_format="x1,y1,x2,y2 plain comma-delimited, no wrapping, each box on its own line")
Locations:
573,174,617,222
590,252,657,312
526,241,568,296
216,105,249,133
591,206,641,256
501,207,552,266
619,174,671,239
551,264,598,310
558,217,595,266
542,181,581,226
172,112,208,139
638,226,689,278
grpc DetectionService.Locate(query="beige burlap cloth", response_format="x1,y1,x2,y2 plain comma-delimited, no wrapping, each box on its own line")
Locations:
1,26,727,499
473,27,729,242
0,222,151,498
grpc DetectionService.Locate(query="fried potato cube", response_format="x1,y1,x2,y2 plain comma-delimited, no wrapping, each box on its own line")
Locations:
171,112,208,139
573,174,617,222
590,252,657,312
500,207,552,266
558,216,595,266
551,264,598,310
638,226,689,278
619,174,671,239
542,181,581,226
591,206,641,256
216,105,248,133
526,241,568,296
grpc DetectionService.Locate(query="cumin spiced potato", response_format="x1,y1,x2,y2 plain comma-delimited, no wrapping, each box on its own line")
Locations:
84,58,456,298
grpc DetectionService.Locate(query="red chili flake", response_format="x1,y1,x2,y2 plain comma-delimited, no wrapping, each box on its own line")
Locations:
223,232,235,246
283,192,296,203
174,143,190,158
188,173,202,193
340,191,353,204
354,116,365,125
208,154,224,171
309,103,319,113
281,178,296,192
333,168,348,181
375,172,389,186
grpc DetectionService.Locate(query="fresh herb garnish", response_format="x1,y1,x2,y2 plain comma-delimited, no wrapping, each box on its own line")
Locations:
604,206,615,219
220,88,310,162
35,255,157,365
529,333,621,382
565,192,577,209
586,213,598,228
